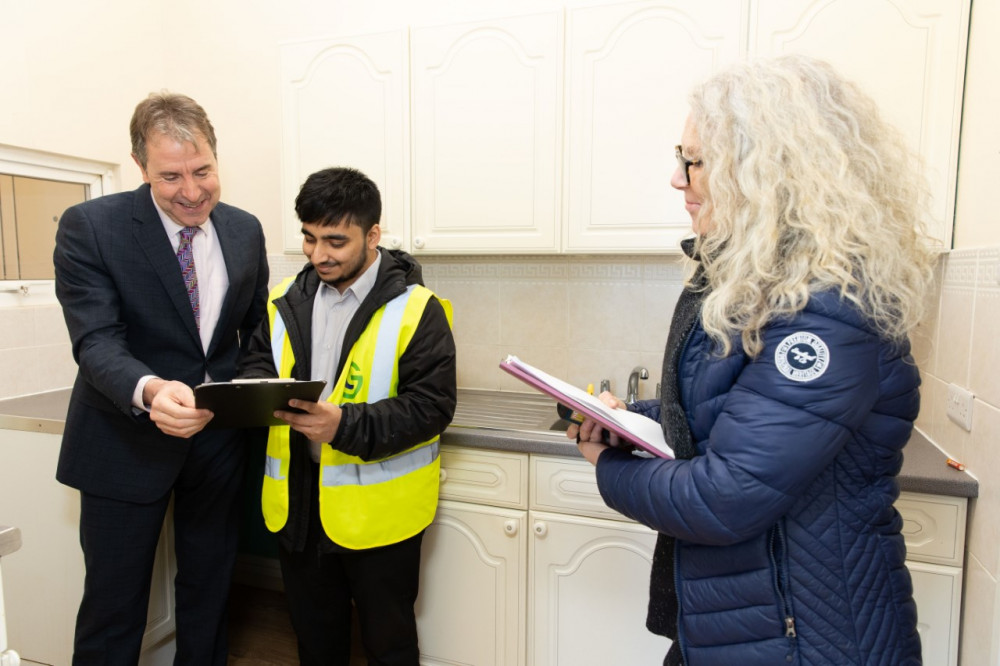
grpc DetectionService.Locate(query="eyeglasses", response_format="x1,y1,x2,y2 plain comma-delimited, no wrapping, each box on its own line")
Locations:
675,145,703,185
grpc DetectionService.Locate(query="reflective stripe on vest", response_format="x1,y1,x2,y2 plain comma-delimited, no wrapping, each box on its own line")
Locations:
321,440,439,487
369,285,413,402
264,455,285,481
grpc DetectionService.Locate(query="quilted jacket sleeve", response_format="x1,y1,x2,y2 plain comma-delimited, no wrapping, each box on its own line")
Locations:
595,307,884,546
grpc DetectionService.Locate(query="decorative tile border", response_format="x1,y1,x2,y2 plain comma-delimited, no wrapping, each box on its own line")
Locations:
942,250,978,290
976,248,999,290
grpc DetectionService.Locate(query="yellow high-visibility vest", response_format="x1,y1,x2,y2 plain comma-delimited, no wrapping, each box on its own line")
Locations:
261,276,452,549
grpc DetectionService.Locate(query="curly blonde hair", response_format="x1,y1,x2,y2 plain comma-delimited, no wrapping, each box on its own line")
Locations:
688,54,937,357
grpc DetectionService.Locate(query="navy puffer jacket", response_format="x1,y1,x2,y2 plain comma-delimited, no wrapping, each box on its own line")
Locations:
595,290,922,665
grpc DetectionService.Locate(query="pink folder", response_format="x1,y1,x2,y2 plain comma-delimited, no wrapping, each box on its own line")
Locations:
499,355,673,459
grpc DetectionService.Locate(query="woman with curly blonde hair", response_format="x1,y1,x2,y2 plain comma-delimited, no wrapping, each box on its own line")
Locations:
570,54,934,666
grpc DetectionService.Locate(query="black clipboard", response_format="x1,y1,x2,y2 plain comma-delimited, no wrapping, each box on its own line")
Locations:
195,379,326,428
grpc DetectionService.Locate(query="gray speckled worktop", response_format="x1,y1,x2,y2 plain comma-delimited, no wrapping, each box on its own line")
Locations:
0,388,978,498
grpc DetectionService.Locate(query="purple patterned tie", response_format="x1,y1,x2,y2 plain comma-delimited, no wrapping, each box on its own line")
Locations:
177,227,200,328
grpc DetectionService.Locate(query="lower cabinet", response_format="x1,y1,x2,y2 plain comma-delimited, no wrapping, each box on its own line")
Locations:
417,447,967,666
528,512,670,665
896,491,968,666
416,447,669,666
416,501,526,666
0,428,177,665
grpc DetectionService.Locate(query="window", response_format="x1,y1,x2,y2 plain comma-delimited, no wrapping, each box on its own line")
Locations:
0,144,116,304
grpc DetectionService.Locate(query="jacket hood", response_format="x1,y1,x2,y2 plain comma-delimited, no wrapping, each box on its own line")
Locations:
384,247,424,287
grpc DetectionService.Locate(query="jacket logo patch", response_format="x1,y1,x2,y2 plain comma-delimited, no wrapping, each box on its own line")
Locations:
775,332,830,382
344,361,364,400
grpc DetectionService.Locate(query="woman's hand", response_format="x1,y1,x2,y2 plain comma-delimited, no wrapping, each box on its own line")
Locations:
566,391,627,466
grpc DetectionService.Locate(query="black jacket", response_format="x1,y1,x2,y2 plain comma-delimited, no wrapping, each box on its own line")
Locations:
240,248,457,551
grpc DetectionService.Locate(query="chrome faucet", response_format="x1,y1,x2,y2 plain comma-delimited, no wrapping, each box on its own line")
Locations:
625,366,649,404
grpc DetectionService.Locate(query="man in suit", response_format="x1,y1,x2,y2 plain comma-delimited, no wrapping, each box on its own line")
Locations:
53,92,269,665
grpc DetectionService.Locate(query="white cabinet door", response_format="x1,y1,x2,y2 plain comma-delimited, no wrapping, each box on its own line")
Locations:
411,12,562,253
279,31,410,252
0,430,80,664
417,500,527,666
528,510,671,666
564,0,745,252
0,429,176,664
749,0,971,246
908,560,961,666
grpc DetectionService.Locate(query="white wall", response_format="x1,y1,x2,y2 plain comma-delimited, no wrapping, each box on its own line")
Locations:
0,2,167,179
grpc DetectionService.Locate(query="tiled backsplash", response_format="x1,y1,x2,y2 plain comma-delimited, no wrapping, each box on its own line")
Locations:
912,247,1000,664
0,303,74,398
270,252,689,400
420,254,688,399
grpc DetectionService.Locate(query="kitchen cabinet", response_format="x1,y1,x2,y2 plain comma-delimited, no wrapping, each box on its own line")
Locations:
896,491,967,666
528,452,670,663
748,0,970,248
0,428,176,665
415,446,668,665
416,447,528,665
563,0,744,252
410,12,563,253
278,0,968,254
278,30,410,253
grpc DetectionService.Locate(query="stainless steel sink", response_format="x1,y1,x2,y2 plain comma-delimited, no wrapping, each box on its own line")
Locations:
451,389,567,435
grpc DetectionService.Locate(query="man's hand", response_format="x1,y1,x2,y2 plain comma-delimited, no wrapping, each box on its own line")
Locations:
276,399,342,444
147,380,213,438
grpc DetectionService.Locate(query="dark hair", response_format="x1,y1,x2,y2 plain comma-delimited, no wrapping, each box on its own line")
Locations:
294,167,382,232
130,92,217,168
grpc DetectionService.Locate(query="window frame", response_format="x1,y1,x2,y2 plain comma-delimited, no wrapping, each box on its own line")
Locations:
0,144,117,306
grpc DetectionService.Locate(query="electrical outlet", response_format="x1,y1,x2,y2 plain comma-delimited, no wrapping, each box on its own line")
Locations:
946,383,974,431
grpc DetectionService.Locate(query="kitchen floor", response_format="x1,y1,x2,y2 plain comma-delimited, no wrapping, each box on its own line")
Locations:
227,583,366,665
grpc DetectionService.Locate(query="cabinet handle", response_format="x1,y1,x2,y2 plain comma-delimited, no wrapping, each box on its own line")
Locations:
439,469,447,484
503,520,518,536
533,522,547,538
413,237,426,249
388,236,402,249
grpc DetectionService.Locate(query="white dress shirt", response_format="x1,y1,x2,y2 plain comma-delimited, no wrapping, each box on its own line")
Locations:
132,193,230,409
308,251,381,461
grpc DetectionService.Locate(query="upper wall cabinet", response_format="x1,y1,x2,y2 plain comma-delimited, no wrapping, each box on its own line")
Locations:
278,0,968,254
749,0,970,247
564,0,745,252
280,31,410,253
410,13,563,253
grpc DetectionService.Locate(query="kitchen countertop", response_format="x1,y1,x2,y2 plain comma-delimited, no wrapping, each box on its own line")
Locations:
0,388,978,499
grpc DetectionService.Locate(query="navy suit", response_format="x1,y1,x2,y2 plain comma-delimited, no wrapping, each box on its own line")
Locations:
54,183,269,664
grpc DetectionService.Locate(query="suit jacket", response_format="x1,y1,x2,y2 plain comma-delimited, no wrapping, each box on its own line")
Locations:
54,183,269,503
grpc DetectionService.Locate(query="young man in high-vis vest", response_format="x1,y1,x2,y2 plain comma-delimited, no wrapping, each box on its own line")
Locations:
239,167,457,666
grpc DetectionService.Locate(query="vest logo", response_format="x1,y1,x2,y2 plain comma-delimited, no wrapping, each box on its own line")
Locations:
344,361,364,400
775,332,830,383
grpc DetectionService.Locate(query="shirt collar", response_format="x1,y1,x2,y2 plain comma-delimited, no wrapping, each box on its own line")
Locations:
149,189,215,241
